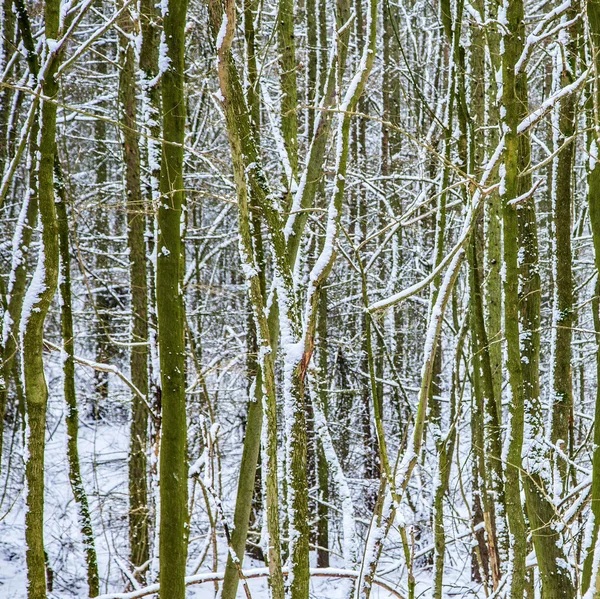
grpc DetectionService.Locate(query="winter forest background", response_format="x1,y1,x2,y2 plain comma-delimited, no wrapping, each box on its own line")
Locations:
1,0,600,597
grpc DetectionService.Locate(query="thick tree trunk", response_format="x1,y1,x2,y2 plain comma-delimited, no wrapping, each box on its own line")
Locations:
502,0,575,596
157,0,189,596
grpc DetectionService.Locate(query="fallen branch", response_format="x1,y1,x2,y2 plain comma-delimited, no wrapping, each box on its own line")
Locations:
94,567,406,599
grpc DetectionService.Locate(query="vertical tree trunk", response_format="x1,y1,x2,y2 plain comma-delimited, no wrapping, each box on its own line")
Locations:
306,0,317,138
209,3,286,594
484,0,503,431
469,225,502,589
431,0,461,589
502,0,575,595
157,0,189,596
582,0,600,592
0,0,15,165
520,168,574,598
307,0,329,569
220,1,267,594
500,0,529,594
428,0,455,462
315,290,329,568
138,0,161,578
92,2,112,420
584,278,600,596
21,0,61,594
118,2,150,578
278,0,298,180
550,10,577,492
381,0,403,381
432,317,464,598
55,160,100,597
470,2,504,580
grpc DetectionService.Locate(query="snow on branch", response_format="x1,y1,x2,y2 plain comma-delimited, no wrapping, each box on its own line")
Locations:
94,568,406,599
515,0,573,74
369,136,505,312
517,69,589,134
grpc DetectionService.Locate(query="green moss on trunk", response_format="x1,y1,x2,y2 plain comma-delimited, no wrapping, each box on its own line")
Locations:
157,0,189,596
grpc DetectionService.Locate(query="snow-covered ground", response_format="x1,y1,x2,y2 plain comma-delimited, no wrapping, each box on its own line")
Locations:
0,353,477,599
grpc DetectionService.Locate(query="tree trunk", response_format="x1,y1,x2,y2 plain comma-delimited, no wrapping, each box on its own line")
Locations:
21,0,62,594
500,0,529,593
157,0,189,596
118,2,150,578
55,160,100,597
582,0,600,592
550,7,577,493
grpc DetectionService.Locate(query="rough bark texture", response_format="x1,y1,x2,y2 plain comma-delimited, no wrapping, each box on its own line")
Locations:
502,0,575,595
550,7,577,492
157,0,189,596
118,2,150,577
500,0,528,594
21,0,61,595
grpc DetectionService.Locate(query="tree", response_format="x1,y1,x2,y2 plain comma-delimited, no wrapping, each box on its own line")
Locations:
117,0,150,577
20,0,63,594
156,0,189,596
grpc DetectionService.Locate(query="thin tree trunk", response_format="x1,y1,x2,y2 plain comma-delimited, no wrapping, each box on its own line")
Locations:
278,0,298,180
138,0,161,579
21,0,62,594
0,0,15,165
470,3,504,580
118,2,150,578
483,0,503,435
315,289,329,568
500,0,529,593
220,0,268,593
431,0,462,590
92,2,112,420
582,0,600,592
209,3,286,593
55,160,100,597
469,226,502,589
550,8,577,493
432,316,464,598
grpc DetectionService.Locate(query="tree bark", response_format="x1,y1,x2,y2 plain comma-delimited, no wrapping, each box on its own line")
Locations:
55,160,100,597
21,0,62,594
118,1,150,578
157,0,189,596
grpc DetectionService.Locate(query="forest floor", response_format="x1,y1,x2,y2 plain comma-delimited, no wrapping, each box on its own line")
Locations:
0,356,473,598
